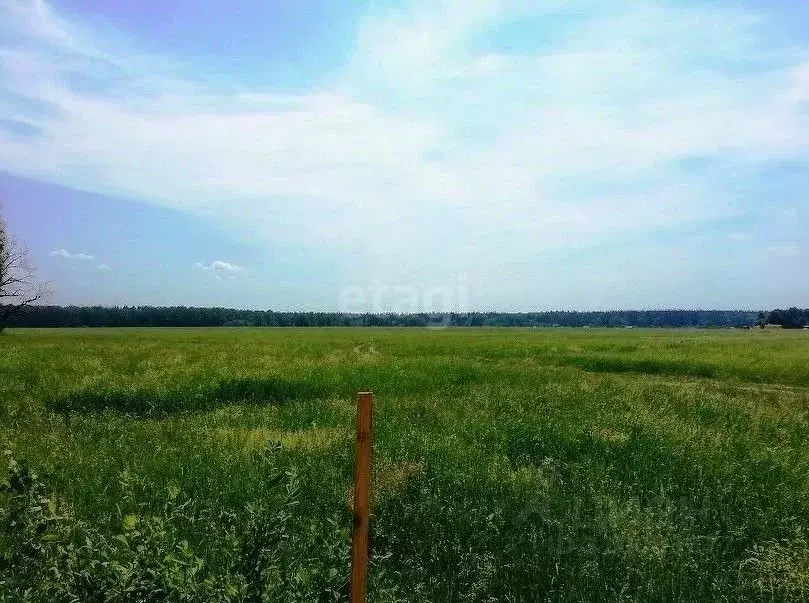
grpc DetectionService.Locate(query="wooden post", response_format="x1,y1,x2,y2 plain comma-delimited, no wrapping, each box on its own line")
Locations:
350,391,374,603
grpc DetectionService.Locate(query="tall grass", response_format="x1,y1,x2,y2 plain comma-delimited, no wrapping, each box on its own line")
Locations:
1,327,809,601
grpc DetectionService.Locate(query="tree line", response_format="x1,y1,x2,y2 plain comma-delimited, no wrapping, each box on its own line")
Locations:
763,307,809,329
2,305,792,328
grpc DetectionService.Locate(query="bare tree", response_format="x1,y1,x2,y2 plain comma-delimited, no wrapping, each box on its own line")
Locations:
0,206,49,330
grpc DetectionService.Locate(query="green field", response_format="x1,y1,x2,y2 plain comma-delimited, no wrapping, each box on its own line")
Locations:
2,327,809,601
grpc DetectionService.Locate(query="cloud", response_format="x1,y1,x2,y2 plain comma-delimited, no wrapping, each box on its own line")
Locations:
767,244,800,257
50,248,111,271
50,248,95,261
193,260,246,280
4,0,809,287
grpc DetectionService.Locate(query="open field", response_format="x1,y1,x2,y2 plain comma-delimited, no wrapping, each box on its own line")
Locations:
2,327,809,601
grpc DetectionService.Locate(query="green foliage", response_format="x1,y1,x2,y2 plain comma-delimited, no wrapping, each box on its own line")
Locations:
0,446,356,602
766,307,809,329
1,327,809,600
2,305,762,328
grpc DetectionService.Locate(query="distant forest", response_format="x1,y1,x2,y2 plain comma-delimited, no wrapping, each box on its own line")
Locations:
2,305,808,329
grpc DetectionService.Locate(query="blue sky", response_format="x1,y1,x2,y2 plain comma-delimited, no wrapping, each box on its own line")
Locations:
0,0,807,310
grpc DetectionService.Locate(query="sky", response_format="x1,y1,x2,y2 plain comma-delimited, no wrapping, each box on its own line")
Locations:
0,0,807,311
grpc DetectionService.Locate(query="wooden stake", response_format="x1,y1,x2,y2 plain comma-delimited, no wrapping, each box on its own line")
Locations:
350,391,374,603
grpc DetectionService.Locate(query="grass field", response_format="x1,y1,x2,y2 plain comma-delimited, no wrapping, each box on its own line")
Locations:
2,327,809,601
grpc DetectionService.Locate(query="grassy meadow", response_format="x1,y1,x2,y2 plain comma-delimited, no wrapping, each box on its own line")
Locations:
2,327,809,601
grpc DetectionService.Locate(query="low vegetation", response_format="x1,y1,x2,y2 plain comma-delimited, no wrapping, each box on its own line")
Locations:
2,327,809,601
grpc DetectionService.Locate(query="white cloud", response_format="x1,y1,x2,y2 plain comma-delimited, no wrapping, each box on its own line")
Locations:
3,0,809,289
193,260,246,280
50,248,111,271
50,248,95,261
767,244,800,257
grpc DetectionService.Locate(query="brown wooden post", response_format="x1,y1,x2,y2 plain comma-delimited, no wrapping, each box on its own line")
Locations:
350,391,374,603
